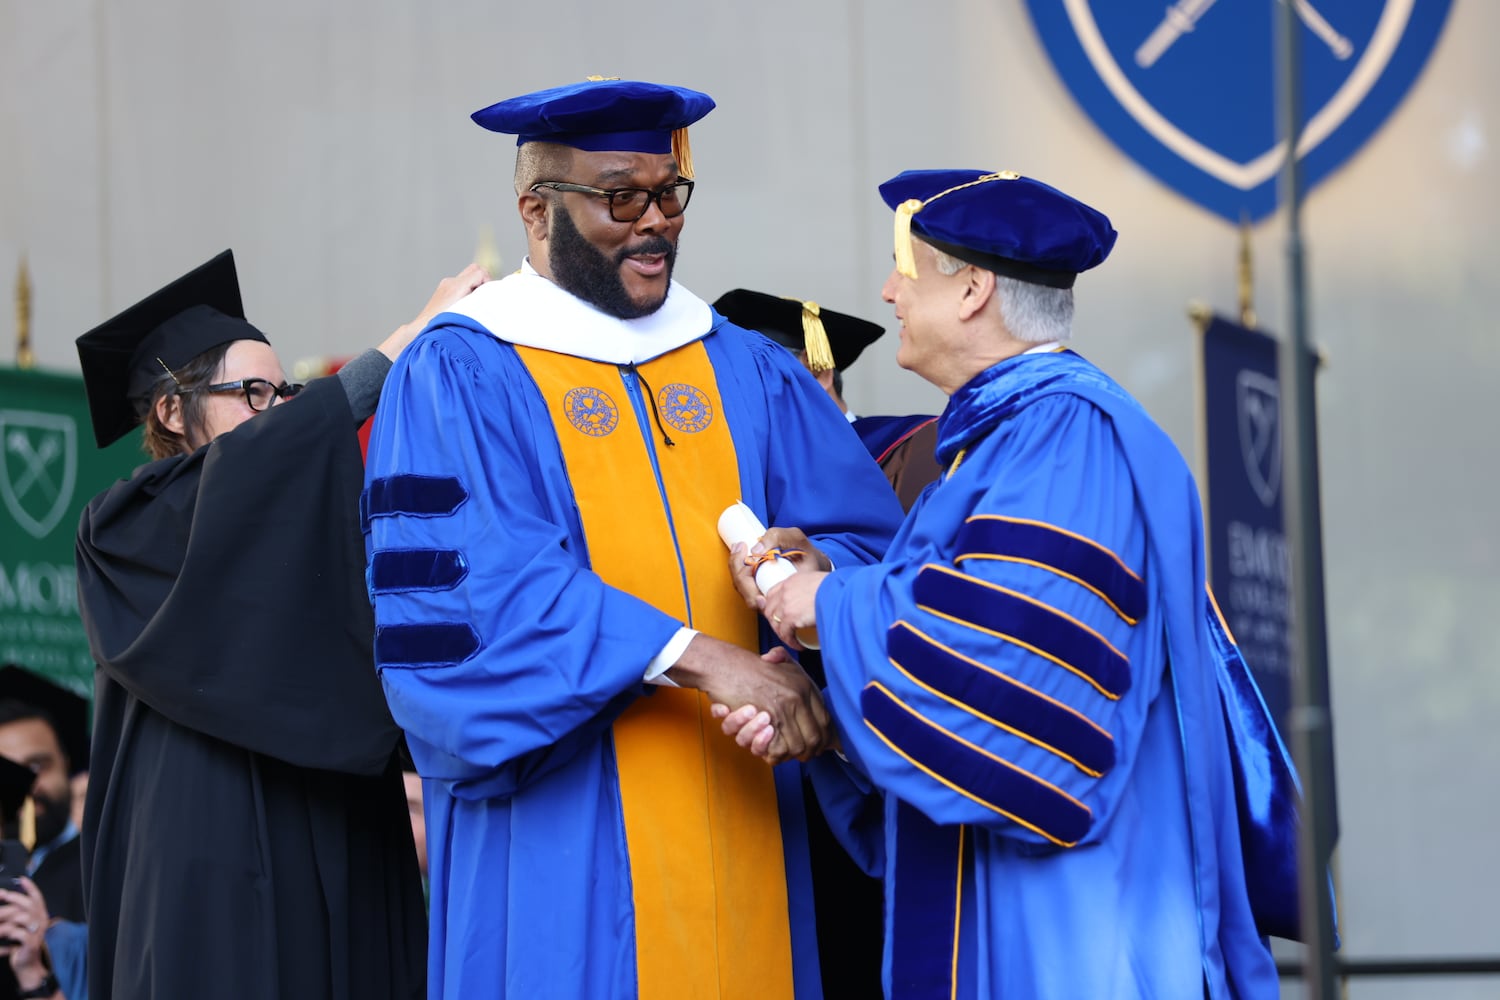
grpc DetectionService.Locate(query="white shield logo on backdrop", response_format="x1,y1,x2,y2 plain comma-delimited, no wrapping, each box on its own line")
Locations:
1023,0,1455,222
1236,371,1282,508
0,410,78,539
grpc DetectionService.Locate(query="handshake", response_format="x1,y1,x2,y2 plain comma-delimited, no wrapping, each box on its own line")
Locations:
662,504,836,765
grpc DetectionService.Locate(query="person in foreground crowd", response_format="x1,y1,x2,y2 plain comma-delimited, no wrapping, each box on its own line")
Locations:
723,169,1298,998
713,289,940,511
73,250,486,1000
1,755,68,1000
362,78,903,999
0,666,91,1000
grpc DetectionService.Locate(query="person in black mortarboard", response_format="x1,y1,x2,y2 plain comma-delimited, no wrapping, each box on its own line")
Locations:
72,250,488,1000
721,170,1303,999
713,290,943,512
361,78,904,999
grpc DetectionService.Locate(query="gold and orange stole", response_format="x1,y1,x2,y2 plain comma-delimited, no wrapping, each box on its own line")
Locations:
515,341,794,1000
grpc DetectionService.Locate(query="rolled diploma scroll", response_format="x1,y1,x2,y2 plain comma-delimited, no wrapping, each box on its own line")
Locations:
717,501,820,649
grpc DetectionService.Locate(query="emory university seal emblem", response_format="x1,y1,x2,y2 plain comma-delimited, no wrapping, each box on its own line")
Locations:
1023,0,1455,222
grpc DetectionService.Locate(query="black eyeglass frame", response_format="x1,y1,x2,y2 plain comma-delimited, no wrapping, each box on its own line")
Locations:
201,377,305,412
528,179,695,223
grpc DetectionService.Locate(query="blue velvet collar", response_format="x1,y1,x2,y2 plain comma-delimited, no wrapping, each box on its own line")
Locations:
934,349,1125,467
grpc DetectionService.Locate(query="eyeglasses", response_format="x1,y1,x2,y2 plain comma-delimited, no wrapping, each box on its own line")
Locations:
202,377,304,412
529,179,695,223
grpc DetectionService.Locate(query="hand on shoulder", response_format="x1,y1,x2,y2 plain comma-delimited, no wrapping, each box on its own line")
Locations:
378,263,491,361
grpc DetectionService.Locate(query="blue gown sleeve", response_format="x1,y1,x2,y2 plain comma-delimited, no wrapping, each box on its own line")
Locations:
363,327,682,798
803,752,886,877
816,393,1167,848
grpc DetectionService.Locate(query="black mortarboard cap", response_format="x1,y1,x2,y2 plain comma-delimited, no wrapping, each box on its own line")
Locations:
880,169,1117,288
472,78,715,178
75,250,271,448
714,289,885,374
0,755,33,828
0,664,90,775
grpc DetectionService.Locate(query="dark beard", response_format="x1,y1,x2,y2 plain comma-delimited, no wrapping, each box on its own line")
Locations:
548,203,676,319
31,786,69,847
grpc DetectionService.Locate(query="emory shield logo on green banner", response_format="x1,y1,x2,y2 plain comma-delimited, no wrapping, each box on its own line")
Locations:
1,366,140,691
0,410,78,539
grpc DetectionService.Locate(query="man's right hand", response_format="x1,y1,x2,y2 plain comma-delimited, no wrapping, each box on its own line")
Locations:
0,877,52,984
665,634,830,764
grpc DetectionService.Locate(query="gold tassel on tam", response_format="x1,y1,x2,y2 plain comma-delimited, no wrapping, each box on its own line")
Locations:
672,127,695,180
894,172,1017,279
797,301,835,373
894,199,924,279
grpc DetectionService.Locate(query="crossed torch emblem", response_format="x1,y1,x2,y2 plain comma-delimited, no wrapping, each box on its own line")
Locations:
1136,0,1354,69
7,429,62,503
0,412,77,540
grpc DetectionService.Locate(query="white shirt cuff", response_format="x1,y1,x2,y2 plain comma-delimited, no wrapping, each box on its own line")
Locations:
645,627,698,687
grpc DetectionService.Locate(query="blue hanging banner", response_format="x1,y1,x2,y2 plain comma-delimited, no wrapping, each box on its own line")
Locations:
1199,316,1292,729
1022,0,1455,223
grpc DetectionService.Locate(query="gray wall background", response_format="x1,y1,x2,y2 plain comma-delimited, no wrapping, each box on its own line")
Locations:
3,1,1495,994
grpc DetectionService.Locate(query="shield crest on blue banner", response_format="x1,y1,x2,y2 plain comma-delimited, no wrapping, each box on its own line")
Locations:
1023,0,1454,222
1236,370,1281,507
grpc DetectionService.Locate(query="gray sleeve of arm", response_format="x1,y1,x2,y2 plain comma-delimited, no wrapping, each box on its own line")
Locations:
334,349,394,423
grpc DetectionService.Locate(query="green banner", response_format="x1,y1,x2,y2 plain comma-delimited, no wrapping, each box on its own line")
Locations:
1,366,141,696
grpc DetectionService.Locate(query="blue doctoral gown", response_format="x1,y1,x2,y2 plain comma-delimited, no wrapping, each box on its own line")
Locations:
814,350,1283,999
362,276,903,999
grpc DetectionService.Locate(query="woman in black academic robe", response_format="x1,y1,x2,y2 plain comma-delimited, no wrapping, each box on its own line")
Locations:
71,253,486,1000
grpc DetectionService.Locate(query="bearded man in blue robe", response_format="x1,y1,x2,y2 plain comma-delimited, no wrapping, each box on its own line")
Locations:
361,79,904,1000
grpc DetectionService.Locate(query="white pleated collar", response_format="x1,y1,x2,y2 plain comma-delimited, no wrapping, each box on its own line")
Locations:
443,259,712,364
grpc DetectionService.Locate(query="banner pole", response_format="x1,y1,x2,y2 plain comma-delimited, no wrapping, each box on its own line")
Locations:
1276,4,1339,997
15,256,34,369
1238,215,1258,329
